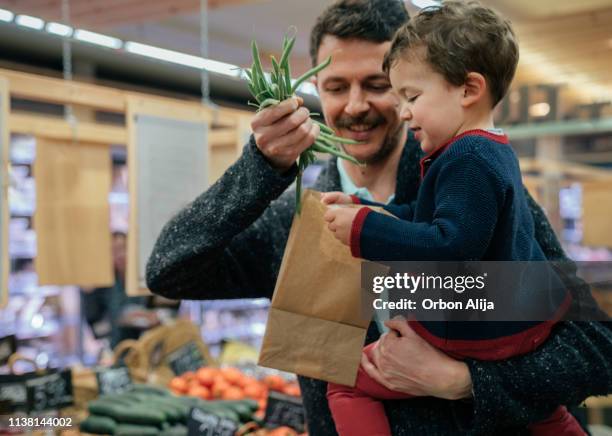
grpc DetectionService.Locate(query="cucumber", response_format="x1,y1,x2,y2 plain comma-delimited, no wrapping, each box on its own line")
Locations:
114,423,160,436
88,400,166,427
80,415,117,434
212,401,254,422
114,406,166,427
89,400,121,418
144,398,184,423
160,424,188,436
132,384,170,396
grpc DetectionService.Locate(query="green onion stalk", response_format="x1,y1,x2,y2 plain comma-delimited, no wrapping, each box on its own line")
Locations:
246,35,363,214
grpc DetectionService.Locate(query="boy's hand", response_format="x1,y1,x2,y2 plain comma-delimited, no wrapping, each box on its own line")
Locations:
323,206,362,246
321,191,354,205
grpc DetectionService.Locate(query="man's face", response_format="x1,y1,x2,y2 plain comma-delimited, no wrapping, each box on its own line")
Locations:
314,36,404,164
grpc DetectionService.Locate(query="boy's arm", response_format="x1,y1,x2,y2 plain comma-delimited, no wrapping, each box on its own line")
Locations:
351,197,416,221
352,153,500,261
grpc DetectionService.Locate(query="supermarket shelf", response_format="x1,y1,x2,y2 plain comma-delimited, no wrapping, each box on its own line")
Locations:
201,298,270,311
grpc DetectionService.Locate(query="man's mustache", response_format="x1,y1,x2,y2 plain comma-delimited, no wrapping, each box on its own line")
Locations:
334,112,386,129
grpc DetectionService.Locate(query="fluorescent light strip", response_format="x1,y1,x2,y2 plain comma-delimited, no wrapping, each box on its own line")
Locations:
411,0,441,8
15,14,44,30
124,41,238,77
0,8,14,22
74,29,122,49
46,22,73,37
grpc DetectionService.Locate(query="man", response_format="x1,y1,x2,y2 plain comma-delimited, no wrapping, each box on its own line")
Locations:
147,0,612,434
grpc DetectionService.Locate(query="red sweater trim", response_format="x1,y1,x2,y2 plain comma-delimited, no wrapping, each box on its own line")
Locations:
350,194,361,204
407,291,572,360
419,129,509,179
350,207,372,258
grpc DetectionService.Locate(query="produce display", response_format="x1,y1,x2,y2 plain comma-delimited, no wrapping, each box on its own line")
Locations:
79,383,258,436
246,34,362,213
168,366,300,417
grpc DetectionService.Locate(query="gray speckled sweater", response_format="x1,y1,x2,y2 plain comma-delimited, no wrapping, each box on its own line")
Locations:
147,135,612,435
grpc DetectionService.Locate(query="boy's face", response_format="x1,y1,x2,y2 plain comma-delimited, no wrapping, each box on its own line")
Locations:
314,36,405,164
389,53,465,154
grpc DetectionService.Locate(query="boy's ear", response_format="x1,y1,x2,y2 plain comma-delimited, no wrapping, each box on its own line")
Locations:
461,72,488,107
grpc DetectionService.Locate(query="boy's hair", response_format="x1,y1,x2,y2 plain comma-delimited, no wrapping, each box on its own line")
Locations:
309,0,409,66
383,1,518,106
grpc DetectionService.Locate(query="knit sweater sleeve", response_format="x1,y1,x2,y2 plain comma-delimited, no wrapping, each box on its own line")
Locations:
356,153,501,261
353,197,415,220
463,320,612,433
146,136,297,300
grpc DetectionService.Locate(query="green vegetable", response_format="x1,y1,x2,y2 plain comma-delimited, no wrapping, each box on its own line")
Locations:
246,30,364,213
114,424,160,436
80,415,117,434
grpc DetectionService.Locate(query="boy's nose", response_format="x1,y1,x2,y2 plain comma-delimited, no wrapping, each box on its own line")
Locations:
400,106,412,121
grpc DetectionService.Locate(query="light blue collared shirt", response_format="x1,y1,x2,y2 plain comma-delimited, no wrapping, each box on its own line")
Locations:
337,160,393,333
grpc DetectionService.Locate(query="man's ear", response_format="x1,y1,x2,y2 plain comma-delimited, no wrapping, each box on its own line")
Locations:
461,72,487,108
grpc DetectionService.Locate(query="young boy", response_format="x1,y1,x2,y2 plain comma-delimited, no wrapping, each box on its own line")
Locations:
321,2,582,435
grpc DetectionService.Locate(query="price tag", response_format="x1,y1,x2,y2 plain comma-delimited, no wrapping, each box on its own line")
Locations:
187,407,238,436
167,342,205,376
0,335,16,365
25,369,73,412
264,391,305,433
95,366,132,395
0,374,29,413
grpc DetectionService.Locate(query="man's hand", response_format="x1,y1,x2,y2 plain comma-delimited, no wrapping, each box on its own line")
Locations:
361,317,473,400
251,96,320,171
321,191,354,205
323,206,362,246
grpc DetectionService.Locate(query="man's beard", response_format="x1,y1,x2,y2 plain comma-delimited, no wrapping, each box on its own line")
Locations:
362,123,402,165
335,111,403,166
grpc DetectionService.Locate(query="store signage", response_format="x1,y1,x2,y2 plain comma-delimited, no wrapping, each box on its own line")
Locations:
0,374,28,413
95,366,132,395
0,335,16,365
264,391,305,433
25,369,73,412
187,407,238,436
168,342,206,376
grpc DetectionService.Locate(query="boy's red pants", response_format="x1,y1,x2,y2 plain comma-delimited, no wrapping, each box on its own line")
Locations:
327,342,586,436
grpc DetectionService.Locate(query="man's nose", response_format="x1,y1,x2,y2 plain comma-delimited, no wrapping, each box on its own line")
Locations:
344,87,369,116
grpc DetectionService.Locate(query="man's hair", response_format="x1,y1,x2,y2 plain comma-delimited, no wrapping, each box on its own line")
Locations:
382,1,518,106
309,0,409,66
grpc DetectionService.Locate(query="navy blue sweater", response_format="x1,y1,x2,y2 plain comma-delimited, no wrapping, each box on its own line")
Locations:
352,130,546,263
351,130,570,360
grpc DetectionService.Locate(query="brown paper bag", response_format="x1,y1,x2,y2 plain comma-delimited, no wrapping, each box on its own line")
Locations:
258,190,378,386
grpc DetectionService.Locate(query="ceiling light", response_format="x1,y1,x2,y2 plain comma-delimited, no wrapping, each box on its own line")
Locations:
46,22,73,37
15,14,44,30
529,102,550,117
74,29,122,49
0,8,14,22
124,41,238,76
411,0,441,9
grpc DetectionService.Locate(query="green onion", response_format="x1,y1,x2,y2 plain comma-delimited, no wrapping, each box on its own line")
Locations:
246,31,364,214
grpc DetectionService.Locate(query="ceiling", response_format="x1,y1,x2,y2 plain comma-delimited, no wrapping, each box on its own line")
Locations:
1,0,611,107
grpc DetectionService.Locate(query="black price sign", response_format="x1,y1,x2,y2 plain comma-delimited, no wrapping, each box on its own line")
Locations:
96,366,132,395
168,342,205,376
0,335,16,365
0,374,28,413
25,369,73,412
264,391,305,433
187,407,238,436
